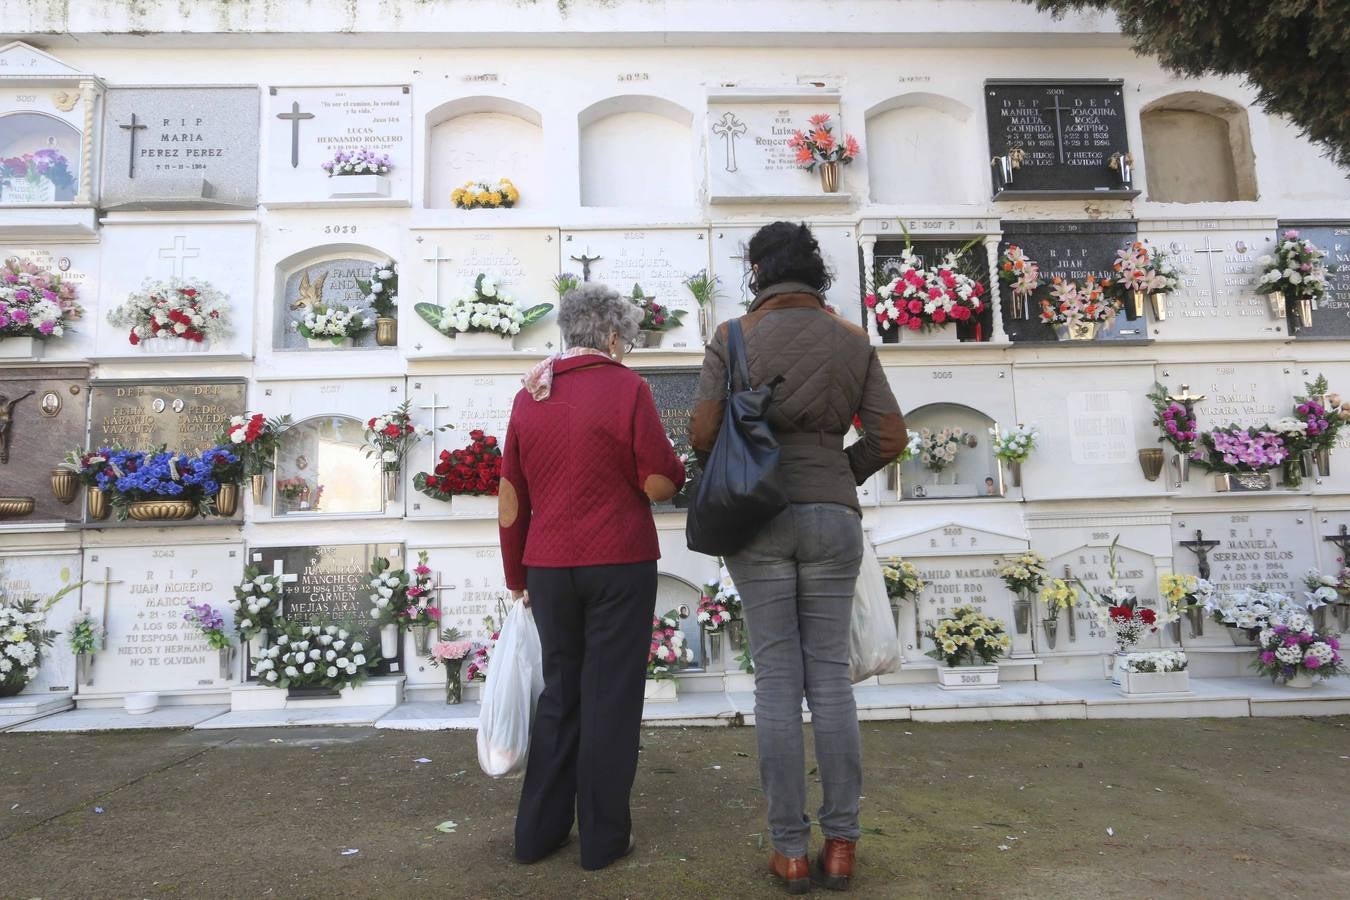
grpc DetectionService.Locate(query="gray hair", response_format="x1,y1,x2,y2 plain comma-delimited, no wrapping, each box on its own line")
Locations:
558,282,640,350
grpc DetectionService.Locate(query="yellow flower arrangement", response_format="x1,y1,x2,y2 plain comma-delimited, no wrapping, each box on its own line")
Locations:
1039,578,1078,619
926,606,1011,667
452,179,519,210
881,557,925,603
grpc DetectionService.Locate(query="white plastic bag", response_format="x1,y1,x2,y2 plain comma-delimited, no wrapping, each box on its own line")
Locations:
477,601,544,778
849,540,902,683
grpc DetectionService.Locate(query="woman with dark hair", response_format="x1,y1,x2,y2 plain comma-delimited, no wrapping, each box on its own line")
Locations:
500,282,685,871
690,221,905,894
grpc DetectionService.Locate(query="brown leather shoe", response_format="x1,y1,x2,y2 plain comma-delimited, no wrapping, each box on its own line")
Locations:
815,838,856,891
769,850,810,894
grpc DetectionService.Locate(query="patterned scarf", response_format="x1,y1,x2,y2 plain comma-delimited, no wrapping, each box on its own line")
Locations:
522,348,610,401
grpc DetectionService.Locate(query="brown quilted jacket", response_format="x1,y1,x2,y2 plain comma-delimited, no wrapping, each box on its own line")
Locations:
690,282,907,511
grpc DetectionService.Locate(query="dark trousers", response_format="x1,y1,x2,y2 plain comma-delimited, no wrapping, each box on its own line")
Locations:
515,560,656,870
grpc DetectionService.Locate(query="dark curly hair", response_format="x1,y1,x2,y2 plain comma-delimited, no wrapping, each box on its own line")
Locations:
747,221,833,295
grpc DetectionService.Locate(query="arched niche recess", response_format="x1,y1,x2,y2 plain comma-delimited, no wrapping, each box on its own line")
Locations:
656,573,704,669
1141,92,1258,202
578,95,695,207
271,414,383,517
865,93,976,205
899,402,1002,500
272,242,392,351
425,96,544,209
0,111,82,202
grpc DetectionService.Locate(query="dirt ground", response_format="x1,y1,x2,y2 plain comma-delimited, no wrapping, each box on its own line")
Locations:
1,717,1347,899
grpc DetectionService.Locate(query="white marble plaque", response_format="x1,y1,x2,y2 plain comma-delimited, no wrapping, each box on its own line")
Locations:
1139,224,1284,342
406,375,517,520
82,543,240,695
1175,511,1316,598
1048,541,1163,654
409,228,560,355
0,552,82,695
707,95,844,200
416,545,510,643
263,85,411,204
711,224,863,326
1066,390,1133,465
562,228,710,351
0,242,99,360
95,222,257,359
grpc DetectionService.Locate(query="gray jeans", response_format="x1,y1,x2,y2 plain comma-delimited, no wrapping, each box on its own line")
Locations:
727,502,864,858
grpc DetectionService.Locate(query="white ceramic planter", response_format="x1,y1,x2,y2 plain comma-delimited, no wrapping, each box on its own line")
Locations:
327,173,391,199
247,633,268,659
1285,671,1315,689
936,664,1000,691
138,336,211,354
307,336,354,349
901,325,960,345
124,692,160,715
1120,669,1191,695
452,493,498,518
453,330,513,351
379,623,400,659
644,678,678,702
0,336,41,359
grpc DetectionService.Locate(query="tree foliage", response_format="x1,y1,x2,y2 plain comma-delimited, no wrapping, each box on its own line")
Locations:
1025,1,1350,167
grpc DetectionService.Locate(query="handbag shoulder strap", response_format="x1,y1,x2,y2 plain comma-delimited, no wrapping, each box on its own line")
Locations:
726,318,752,394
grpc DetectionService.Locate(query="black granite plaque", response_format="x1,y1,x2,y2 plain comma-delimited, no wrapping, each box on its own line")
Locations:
89,378,246,452
998,219,1140,343
638,367,700,506
985,80,1138,199
254,542,403,676
0,365,88,525
874,239,993,343
1281,220,1350,339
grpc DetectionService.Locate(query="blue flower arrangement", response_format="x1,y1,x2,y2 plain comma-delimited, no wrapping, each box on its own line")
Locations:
91,445,238,520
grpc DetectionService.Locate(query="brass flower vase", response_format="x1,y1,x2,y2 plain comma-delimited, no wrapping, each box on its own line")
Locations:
1297,297,1314,329
1148,292,1168,321
250,473,266,505
1129,290,1146,319
375,317,398,347
51,468,78,504
819,161,840,193
1267,290,1287,318
215,483,240,517
127,499,197,521
1137,448,1164,481
86,487,109,521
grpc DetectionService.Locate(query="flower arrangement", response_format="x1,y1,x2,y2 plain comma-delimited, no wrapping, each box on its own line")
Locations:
1252,618,1344,684
252,623,377,690
451,178,519,209
107,279,231,347
925,606,1011,667
1205,586,1297,634
366,556,412,628
1293,375,1346,453
552,273,580,298
91,448,222,520
648,610,694,678
2,149,75,192
430,635,474,668
881,558,926,604
1190,425,1288,475
414,430,501,502
1302,569,1340,612
200,444,243,486
1158,573,1214,619
276,476,310,503
1110,241,1180,296
321,147,392,177
1039,578,1078,621
684,270,722,308
1038,275,1120,327
356,261,398,319
295,302,372,344
64,448,113,488
401,552,440,630
230,565,283,640
998,551,1049,595
1103,604,1158,652
989,425,1038,464
220,413,291,479
788,114,860,171
998,245,1041,307
915,427,963,473
1126,650,1187,674
363,401,429,475
0,589,59,696
697,566,742,632
865,250,987,334
1146,383,1200,457
630,284,686,333
433,274,523,336
465,612,501,682
0,257,83,340
183,602,231,651
1078,537,1177,651
1256,230,1328,305
69,609,102,656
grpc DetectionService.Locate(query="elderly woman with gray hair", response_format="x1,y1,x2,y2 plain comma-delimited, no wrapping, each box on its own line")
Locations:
499,281,685,871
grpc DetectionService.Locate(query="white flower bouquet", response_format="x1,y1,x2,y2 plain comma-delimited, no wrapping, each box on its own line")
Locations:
0,593,58,696
295,302,373,345
229,565,283,640
1125,650,1187,674
989,425,1038,464
916,426,964,473
107,278,231,348
253,622,378,690
648,610,694,679
1257,229,1328,304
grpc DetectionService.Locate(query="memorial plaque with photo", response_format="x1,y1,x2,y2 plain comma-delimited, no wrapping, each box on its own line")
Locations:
1138,224,1282,342
0,366,88,524
0,551,82,694
562,229,710,351
1281,221,1350,339
999,219,1140,343
984,80,1136,199
82,543,240,695
252,543,402,675
875,238,993,341
89,378,246,453
1175,512,1316,597
0,242,98,359
264,85,411,204
102,86,260,208
275,256,380,350
707,94,844,201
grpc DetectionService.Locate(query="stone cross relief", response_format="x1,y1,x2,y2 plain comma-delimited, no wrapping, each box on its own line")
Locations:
118,113,148,178
275,100,314,168
712,111,747,173
0,390,34,464
158,235,201,279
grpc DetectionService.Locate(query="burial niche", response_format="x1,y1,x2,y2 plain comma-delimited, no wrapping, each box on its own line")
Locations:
656,573,704,669
899,402,1002,500
274,243,390,351
271,414,382,517
425,97,544,209
0,112,81,203
865,93,976,205
1141,92,1257,203
579,96,695,208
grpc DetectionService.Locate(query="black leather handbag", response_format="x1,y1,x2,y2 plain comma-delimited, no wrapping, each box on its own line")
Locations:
686,318,788,556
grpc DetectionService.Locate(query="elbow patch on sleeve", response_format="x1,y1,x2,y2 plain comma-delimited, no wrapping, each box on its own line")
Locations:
498,477,520,527
644,474,677,503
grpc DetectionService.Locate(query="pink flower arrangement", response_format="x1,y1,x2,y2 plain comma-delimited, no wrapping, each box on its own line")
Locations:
1191,425,1288,474
0,257,83,339
865,249,986,334
399,551,440,629
1038,275,1120,326
430,640,474,663
1252,619,1345,683
788,113,860,171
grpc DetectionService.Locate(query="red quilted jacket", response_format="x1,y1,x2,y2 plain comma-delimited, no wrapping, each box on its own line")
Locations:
498,356,685,591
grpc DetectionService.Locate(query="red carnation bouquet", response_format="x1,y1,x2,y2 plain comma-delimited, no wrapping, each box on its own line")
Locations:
1107,604,1158,652
362,400,428,475
219,411,290,478
413,429,502,501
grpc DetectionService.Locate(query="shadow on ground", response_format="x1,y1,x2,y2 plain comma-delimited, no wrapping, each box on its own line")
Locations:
2,718,1347,898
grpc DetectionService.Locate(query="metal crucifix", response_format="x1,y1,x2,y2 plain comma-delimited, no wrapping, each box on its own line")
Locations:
275,101,314,168
569,247,601,282
1179,529,1221,580
118,113,148,178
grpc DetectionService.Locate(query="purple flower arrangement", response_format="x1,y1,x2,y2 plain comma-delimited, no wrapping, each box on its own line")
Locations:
1252,619,1344,684
1192,426,1288,474
1159,403,1198,452
321,147,392,177
2,149,76,191
184,601,232,651
0,257,84,339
